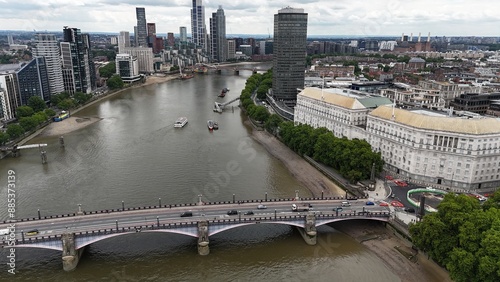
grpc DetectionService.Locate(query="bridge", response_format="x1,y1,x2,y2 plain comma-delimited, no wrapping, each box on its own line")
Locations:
0,143,49,163
214,97,240,113
1,196,390,271
202,63,271,75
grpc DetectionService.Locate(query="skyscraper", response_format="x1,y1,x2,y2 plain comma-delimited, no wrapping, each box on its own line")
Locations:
191,0,206,50
33,34,64,95
272,7,308,106
7,35,14,45
136,7,148,47
209,6,227,63
61,27,96,94
118,31,131,53
179,26,187,43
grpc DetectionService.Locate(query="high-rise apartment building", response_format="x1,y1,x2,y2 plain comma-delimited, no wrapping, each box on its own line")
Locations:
0,72,19,121
167,33,175,47
7,35,14,45
16,57,50,105
118,31,131,53
116,54,141,82
136,7,148,47
209,6,227,63
61,27,96,94
272,7,308,106
33,34,64,95
191,0,207,50
179,27,187,43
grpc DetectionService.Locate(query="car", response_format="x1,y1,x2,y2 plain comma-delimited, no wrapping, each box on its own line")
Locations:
404,207,416,213
334,207,343,212
257,204,267,209
366,201,375,205
227,210,238,215
180,211,193,217
341,201,351,207
244,211,254,215
25,229,39,236
385,175,394,180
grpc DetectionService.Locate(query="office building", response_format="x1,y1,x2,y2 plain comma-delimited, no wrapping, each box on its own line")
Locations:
16,57,50,106
116,54,141,82
209,6,227,63
167,33,175,47
118,31,131,53
33,34,64,95
191,0,207,50
136,7,148,47
295,87,500,190
61,27,96,94
227,40,235,59
7,35,14,45
122,47,154,74
272,7,308,106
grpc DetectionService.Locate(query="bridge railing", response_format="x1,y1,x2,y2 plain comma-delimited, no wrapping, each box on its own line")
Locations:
2,212,390,246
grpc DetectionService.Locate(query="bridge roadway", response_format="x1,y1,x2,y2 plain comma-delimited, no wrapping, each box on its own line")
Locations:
1,197,390,271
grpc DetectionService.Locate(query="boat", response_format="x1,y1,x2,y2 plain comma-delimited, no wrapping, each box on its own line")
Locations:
194,66,208,73
213,121,219,130
53,111,70,122
218,87,229,97
174,117,188,128
207,120,214,130
179,68,194,80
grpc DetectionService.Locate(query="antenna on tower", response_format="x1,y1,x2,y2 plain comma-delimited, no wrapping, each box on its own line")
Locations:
268,28,271,39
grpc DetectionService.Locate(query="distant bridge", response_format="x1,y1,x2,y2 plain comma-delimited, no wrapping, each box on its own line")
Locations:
202,63,271,74
1,196,390,271
214,97,240,113
0,143,49,163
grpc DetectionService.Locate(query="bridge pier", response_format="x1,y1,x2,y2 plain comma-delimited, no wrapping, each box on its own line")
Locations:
61,233,85,271
296,214,317,245
197,221,210,255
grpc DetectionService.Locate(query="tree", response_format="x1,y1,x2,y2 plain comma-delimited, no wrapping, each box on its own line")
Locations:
19,116,38,131
6,124,24,139
16,106,34,118
256,84,269,100
44,108,56,117
0,131,10,145
32,112,48,124
74,92,92,105
57,98,75,110
264,114,283,135
28,96,47,112
99,62,116,79
51,92,70,106
107,74,124,90
250,106,270,123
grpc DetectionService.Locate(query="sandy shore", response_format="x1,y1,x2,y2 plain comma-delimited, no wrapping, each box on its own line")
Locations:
331,220,451,282
247,122,345,197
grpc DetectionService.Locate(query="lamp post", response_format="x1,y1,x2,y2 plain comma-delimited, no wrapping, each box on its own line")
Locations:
265,192,268,202
158,198,161,207
233,194,235,203
295,190,299,201
198,194,203,206
115,220,118,231
37,209,41,219
122,201,125,211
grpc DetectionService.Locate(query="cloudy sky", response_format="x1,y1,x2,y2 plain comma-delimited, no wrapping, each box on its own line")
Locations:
0,0,498,36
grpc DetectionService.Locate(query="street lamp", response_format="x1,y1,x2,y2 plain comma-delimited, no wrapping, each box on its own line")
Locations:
233,194,235,203
198,194,203,206
295,190,299,201
122,201,125,211
158,198,161,207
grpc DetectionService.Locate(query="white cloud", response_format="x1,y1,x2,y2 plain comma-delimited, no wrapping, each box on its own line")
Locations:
0,0,498,36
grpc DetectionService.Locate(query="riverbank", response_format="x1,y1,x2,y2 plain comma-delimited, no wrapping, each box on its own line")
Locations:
246,121,345,197
332,220,451,282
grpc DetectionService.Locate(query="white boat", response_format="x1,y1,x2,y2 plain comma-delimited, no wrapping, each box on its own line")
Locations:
174,117,188,128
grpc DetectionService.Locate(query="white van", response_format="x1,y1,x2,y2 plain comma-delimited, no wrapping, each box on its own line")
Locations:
341,201,351,207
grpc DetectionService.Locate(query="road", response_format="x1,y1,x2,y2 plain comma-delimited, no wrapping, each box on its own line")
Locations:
1,199,390,241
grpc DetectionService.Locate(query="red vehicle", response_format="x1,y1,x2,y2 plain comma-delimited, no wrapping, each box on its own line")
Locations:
385,175,394,180
394,180,408,187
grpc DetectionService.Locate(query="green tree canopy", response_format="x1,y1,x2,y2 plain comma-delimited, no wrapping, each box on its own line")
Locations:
44,108,56,117
410,191,500,282
57,98,75,110
16,106,34,118
0,131,10,145
19,116,38,131
99,62,116,79
28,96,47,112
107,74,124,90
6,124,24,139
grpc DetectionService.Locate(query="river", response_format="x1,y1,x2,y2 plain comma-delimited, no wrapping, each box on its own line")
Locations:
0,67,403,281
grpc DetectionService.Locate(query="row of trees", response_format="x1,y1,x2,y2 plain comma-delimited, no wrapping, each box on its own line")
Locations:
409,191,500,282
0,96,56,144
51,92,92,110
279,122,383,182
238,70,383,183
